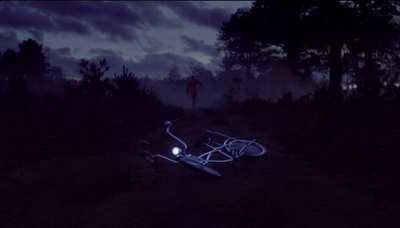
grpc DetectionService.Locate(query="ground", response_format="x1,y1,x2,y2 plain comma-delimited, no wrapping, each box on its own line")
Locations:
1,107,400,228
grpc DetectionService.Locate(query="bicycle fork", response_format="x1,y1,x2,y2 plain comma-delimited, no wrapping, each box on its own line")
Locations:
139,141,179,172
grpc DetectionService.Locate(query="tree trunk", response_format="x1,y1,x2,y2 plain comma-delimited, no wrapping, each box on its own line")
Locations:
363,43,380,100
284,42,299,73
328,40,342,102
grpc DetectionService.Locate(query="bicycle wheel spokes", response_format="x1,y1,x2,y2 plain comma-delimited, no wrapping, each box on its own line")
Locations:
224,139,267,157
198,150,234,163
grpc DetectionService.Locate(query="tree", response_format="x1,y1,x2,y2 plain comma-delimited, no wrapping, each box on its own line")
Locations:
113,65,142,106
302,1,356,101
49,66,64,81
78,58,112,102
217,0,400,101
0,49,19,91
188,62,214,81
0,39,50,87
11,75,28,97
0,50,18,74
166,63,181,81
216,7,266,79
344,1,400,100
18,39,50,80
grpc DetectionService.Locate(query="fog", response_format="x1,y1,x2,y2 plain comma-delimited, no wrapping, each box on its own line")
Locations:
139,62,317,109
0,61,316,109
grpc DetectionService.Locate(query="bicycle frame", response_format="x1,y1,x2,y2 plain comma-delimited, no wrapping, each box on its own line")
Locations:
165,120,256,164
165,120,188,155
139,119,265,176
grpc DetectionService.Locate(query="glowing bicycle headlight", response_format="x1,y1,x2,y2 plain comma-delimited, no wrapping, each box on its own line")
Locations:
172,147,182,156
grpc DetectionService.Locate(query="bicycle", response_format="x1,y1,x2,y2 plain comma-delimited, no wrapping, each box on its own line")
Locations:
138,119,267,177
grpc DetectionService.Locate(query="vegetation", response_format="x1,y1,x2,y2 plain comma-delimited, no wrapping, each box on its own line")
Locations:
1,1,400,184
214,2,400,188
217,1,400,102
0,46,171,160
2,3,400,226
0,0,400,203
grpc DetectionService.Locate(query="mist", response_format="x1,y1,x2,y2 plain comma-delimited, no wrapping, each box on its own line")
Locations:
139,61,317,109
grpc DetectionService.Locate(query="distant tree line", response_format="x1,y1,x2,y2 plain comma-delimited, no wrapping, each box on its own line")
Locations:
63,59,158,106
0,39,49,81
217,0,400,103
0,39,50,95
0,39,157,107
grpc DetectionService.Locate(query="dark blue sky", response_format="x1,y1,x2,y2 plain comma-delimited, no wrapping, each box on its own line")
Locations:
0,1,253,79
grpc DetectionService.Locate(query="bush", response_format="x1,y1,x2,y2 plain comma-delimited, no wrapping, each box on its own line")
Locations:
113,65,159,107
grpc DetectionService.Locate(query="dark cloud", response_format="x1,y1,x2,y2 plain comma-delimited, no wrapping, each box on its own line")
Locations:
128,52,198,78
24,1,105,18
53,47,71,56
46,48,80,75
52,17,89,35
89,49,124,59
180,35,217,57
0,1,248,79
26,1,139,41
0,2,56,31
0,1,230,42
159,1,232,29
27,28,44,43
0,1,187,43
0,31,19,50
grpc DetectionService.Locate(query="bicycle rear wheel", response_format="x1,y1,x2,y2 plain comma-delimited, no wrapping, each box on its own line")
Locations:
179,156,221,177
224,138,267,157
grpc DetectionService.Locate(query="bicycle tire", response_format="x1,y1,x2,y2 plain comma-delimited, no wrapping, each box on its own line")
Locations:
179,157,222,177
224,138,267,157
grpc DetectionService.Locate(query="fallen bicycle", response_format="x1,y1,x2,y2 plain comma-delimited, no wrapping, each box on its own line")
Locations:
139,119,267,177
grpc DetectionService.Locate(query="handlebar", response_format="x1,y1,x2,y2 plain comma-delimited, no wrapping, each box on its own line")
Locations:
164,118,187,154
164,118,180,128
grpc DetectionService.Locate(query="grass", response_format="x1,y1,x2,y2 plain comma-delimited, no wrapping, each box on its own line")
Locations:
73,154,133,202
0,93,184,203
2,89,400,226
219,97,400,202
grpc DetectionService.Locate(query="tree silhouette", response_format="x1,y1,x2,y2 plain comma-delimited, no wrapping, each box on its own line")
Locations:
11,75,28,97
216,8,264,79
18,39,50,80
167,63,181,81
113,65,143,106
0,49,19,91
188,62,214,81
344,1,400,101
217,0,400,102
49,66,64,81
302,1,356,101
0,39,51,94
78,58,112,102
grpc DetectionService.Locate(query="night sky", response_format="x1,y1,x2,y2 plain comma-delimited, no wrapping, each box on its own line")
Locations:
0,1,253,79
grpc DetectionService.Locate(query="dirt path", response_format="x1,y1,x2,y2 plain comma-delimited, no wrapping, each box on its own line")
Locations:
125,108,400,227
1,107,400,227
130,108,400,227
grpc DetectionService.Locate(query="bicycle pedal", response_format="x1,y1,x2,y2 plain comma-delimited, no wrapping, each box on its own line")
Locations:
139,140,149,149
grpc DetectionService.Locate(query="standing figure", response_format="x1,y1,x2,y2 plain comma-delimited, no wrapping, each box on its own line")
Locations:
186,75,203,108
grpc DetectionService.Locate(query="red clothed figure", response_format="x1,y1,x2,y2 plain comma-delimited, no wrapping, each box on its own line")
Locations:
186,76,203,108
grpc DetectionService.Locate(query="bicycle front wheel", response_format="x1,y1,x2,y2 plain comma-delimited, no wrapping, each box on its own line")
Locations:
179,157,222,177
224,138,267,157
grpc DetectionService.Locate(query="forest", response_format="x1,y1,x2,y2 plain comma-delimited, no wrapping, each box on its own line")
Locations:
1,1,400,227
